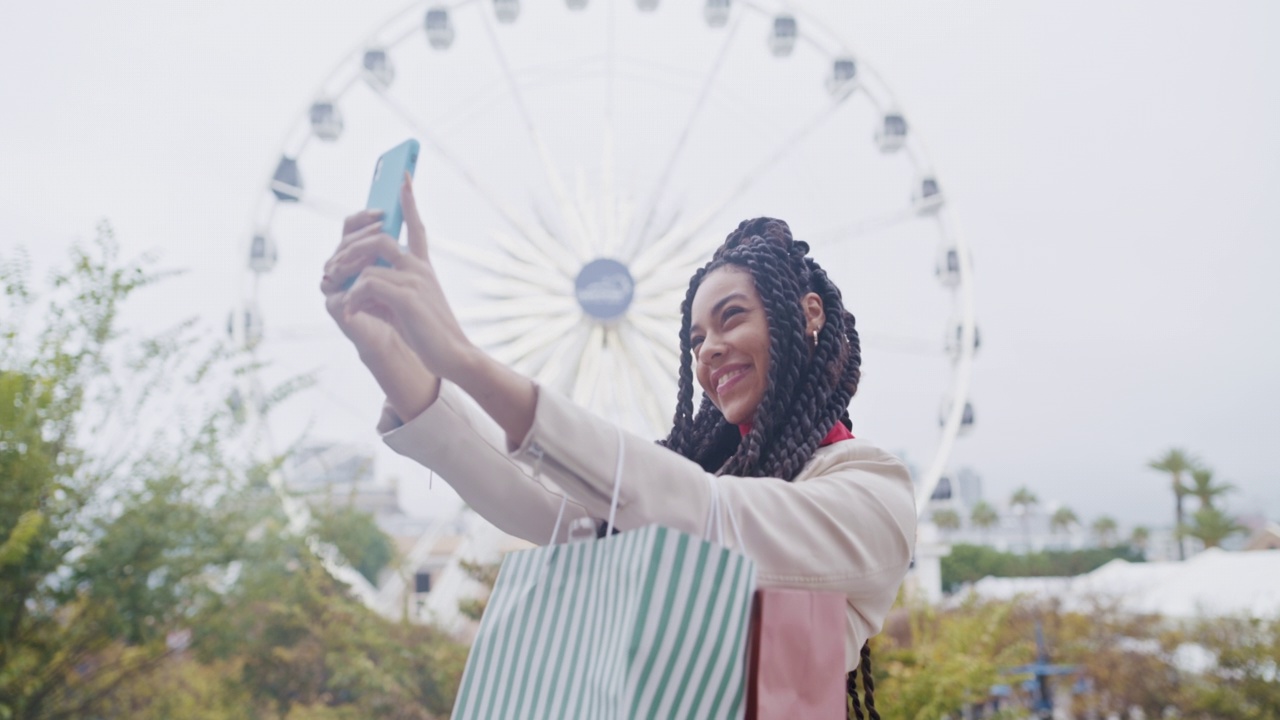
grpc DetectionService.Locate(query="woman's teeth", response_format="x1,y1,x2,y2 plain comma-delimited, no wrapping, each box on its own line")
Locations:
717,367,748,393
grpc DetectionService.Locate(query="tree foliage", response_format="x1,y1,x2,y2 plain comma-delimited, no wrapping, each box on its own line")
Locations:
0,226,467,719
940,543,1143,594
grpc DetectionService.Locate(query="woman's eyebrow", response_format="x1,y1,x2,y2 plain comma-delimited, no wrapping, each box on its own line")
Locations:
691,292,749,334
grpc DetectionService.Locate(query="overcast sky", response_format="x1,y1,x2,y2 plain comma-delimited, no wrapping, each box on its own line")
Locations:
3,1,1277,531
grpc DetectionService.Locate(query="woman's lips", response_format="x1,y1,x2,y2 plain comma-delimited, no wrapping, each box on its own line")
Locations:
716,366,751,397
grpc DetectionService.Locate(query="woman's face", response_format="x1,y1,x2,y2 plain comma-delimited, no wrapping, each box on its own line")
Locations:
689,266,771,426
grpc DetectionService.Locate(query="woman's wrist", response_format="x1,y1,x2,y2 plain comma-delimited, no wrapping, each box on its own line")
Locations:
360,344,441,423
450,345,537,449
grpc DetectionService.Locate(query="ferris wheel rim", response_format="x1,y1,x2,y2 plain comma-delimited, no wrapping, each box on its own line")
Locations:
239,0,977,524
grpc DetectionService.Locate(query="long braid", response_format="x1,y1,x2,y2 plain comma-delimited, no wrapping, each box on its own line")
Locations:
664,218,878,716
847,670,864,720
860,641,880,720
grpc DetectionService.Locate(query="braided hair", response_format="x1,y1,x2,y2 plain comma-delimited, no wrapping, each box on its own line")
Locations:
659,216,861,480
657,217,875,716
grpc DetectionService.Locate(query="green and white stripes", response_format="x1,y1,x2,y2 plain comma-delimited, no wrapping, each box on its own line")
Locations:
451,525,756,720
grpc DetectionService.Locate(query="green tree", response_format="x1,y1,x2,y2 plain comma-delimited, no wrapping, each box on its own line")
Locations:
1148,448,1197,560
1091,515,1119,548
1049,507,1079,548
1009,487,1039,551
0,227,467,719
931,508,962,532
970,502,1000,541
1182,506,1247,550
311,504,395,585
1188,467,1234,511
1130,525,1151,555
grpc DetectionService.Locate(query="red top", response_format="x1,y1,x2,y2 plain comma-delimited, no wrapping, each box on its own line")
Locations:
737,421,855,446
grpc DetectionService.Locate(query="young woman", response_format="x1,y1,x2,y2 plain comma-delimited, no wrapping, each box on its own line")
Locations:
320,177,916,715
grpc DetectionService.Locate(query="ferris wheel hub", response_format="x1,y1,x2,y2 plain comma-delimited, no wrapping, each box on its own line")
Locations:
574,258,635,322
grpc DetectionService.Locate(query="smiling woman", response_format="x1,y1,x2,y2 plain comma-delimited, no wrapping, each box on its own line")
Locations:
321,179,916,715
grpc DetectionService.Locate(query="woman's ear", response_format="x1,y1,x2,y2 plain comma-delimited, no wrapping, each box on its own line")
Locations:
802,292,826,335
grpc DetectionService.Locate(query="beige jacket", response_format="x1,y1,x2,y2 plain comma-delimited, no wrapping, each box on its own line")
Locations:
381,381,917,671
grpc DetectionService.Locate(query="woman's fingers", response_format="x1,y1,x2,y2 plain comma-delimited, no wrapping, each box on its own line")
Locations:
344,267,413,320
342,208,384,237
401,173,429,261
321,233,417,295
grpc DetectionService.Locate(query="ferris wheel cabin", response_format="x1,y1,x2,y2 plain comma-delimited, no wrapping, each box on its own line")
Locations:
425,8,455,50
769,15,797,57
494,0,520,23
249,233,278,275
704,0,730,27
309,99,343,142
914,175,944,215
876,112,908,153
826,58,857,97
362,48,394,90
270,157,302,202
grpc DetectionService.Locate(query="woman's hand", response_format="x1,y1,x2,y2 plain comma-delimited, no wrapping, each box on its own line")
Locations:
321,201,440,424
333,175,478,382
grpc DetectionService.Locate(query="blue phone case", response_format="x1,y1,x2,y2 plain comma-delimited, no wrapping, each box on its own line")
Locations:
343,139,420,290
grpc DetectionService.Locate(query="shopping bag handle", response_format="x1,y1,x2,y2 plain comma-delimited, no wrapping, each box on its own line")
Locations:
548,427,627,544
703,475,746,551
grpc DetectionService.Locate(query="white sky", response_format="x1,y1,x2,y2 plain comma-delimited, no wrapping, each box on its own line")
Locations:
2,0,1277,530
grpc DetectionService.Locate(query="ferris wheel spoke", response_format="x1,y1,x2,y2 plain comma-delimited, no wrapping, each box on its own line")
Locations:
626,11,744,261
807,206,920,249
625,312,681,367
368,84,572,267
471,310,576,348
530,322,589,390
630,288,687,316
631,96,852,281
612,330,668,436
494,228,582,281
617,322,676,427
475,6,593,260
488,313,583,369
476,275,568,302
269,181,351,221
570,325,607,407
458,296,577,323
431,236,572,293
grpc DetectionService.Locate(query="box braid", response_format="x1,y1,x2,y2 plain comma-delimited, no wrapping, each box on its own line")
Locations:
655,217,873,715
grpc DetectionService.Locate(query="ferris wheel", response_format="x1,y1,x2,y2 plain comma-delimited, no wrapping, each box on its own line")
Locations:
233,0,978,516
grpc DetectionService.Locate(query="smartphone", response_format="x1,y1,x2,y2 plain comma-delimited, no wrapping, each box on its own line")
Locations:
343,138,420,290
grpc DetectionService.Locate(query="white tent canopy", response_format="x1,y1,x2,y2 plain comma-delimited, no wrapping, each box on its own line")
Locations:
956,549,1280,619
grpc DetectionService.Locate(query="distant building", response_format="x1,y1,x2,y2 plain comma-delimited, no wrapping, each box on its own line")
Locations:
1244,523,1280,552
280,440,526,636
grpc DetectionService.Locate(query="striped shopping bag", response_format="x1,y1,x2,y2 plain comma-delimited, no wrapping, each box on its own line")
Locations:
450,522,756,719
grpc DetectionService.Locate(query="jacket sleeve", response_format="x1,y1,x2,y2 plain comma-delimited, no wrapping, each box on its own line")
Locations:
510,385,917,595
379,380,593,545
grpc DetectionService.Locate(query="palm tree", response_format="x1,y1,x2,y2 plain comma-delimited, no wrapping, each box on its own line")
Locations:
1091,516,1119,548
1130,525,1150,555
931,508,962,533
1148,448,1198,560
970,501,1000,543
1009,487,1039,552
1049,507,1079,549
1182,506,1247,550
1187,467,1234,511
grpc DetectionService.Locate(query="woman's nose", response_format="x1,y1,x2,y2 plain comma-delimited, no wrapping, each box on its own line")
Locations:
700,332,726,359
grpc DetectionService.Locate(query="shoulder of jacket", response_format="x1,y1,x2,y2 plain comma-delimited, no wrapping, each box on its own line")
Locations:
800,438,910,483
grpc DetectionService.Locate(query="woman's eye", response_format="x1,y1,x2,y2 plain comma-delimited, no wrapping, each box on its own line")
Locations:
722,307,743,323
690,336,704,348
